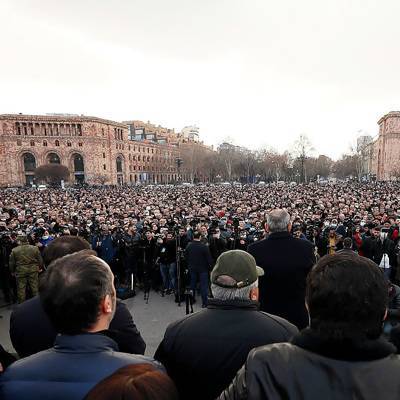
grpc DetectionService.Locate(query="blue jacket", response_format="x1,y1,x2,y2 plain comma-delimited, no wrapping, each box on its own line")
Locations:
91,234,117,264
0,333,163,400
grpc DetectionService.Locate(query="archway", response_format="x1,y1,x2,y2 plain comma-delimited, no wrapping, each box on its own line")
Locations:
47,152,61,164
22,152,36,186
116,155,124,185
72,153,85,183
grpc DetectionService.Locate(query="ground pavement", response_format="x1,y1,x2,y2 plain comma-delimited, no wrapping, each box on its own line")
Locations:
0,290,201,357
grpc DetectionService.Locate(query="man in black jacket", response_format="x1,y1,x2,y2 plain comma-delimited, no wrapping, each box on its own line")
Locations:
155,250,298,400
248,209,315,329
362,225,396,280
185,231,213,307
219,253,400,400
9,235,146,358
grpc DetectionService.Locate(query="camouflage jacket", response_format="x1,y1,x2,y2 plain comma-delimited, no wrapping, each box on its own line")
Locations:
9,245,43,274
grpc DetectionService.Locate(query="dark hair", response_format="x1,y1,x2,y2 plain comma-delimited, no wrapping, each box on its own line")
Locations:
343,237,353,249
43,235,90,267
306,253,387,340
193,231,202,239
84,364,178,400
40,250,114,334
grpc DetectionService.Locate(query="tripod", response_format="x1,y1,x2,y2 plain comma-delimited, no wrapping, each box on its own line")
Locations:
139,245,151,304
175,233,182,307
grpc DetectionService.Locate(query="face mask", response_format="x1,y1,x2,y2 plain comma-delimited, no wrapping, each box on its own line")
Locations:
380,232,388,241
42,236,49,240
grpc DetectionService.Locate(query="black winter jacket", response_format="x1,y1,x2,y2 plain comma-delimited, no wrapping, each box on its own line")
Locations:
219,328,400,400
154,298,298,400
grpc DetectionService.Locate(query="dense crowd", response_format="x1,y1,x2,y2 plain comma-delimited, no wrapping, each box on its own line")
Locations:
1,182,400,399
1,182,400,302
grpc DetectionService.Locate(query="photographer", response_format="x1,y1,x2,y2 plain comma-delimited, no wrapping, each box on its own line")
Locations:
156,232,177,295
91,224,118,270
140,230,158,291
120,225,141,289
208,226,227,264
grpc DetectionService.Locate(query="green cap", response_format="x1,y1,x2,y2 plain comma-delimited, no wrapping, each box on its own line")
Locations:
211,250,264,288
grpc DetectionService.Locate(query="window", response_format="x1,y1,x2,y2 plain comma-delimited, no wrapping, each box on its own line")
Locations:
55,140,59,147
103,164,106,170
102,128,105,136
17,139,22,146
43,140,47,147
67,142,72,147
103,152,106,158
23,125,27,135
16,123,21,135
30,140,35,146
30,126,34,135
116,156,123,173
47,153,61,164
78,142,83,147
23,153,36,171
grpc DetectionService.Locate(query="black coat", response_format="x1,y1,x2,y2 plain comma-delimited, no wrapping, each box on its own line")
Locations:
154,298,298,400
10,296,146,358
248,231,315,329
184,240,213,273
219,328,400,400
361,236,396,267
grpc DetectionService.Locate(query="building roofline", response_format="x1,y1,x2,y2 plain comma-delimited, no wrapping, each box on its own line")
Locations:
377,111,400,125
0,114,128,128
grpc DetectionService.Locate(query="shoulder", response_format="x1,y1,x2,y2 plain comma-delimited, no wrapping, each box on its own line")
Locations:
255,311,299,335
12,296,40,319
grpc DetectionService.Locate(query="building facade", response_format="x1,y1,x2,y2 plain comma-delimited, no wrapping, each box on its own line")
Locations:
0,114,185,187
366,111,400,180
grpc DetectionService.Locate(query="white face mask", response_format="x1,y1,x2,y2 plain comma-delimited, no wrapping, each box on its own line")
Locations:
380,232,388,241
42,235,49,240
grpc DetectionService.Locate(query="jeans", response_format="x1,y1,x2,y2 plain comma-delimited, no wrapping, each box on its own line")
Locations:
190,271,209,306
160,263,177,290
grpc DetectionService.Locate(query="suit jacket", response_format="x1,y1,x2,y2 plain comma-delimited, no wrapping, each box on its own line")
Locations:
10,296,146,358
248,231,315,329
0,333,161,400
185,240,213,273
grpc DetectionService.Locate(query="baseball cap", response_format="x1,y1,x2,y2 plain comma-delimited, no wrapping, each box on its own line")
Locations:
211,250,264,288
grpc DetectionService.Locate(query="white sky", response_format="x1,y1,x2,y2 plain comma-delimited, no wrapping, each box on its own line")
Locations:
1,0,400,159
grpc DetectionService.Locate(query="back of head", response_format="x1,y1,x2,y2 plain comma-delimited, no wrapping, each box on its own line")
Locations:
43,235,90,267
306,253,387,340
40,250,114,334
193,231,202,240
84,364,178,400
267,209,290,233
343,237,353,249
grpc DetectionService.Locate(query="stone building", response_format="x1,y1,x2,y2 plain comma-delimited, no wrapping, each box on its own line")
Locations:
0,114,184,187
366,111,400,180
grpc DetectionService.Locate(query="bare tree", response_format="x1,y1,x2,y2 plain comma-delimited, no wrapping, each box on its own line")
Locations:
34,164,69,186
292,134,314,183
90,174,109,185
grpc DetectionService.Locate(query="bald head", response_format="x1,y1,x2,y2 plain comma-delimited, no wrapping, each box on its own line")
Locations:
266,209,291,233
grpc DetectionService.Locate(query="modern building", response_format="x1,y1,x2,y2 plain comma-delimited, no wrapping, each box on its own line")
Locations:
0,114,192,187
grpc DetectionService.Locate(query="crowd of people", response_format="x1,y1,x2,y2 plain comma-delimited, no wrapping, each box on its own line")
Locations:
0,182,400,399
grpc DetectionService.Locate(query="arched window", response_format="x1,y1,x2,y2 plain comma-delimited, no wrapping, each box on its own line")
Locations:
43,140,47,147
30,140,35,146
23,153,36,172
116,156,123,173
47,152,60,164
55,140,60,147
73,154,84,172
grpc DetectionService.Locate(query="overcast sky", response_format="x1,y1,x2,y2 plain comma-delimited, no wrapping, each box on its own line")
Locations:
1,0,400,159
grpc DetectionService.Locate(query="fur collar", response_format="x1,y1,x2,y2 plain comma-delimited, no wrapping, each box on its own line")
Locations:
291,328,396,361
